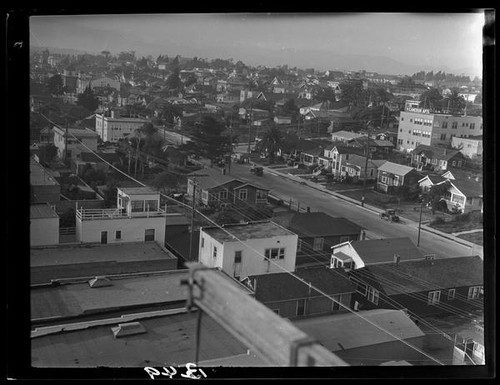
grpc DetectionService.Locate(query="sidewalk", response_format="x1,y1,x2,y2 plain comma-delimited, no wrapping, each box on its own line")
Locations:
261,164,483,257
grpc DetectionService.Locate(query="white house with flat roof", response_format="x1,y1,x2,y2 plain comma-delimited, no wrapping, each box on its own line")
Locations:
75,186,167,245
199,221,298,281
52,126,99,161
95,110,150,142
30,202,59,246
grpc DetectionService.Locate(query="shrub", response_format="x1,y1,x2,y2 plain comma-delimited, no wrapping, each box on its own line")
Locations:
431,216,446,226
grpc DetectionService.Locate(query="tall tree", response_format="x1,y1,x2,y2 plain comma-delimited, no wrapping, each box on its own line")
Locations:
47,74,64,95
419,87,443,111
339,79,367,110
166,66,182,90
77,85,99,112
444,88,466,113
179,116,232,166
255,126,285,163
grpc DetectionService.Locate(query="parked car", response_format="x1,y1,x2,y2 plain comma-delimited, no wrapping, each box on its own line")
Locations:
380,209,400,222
250,166,264,176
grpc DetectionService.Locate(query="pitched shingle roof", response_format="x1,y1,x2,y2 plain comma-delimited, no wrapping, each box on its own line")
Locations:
413,144,462,161
275,212,363,238
378,161,415,176
354,256,483,295
350,237,424,265
187,167,241,190
249,266,355,302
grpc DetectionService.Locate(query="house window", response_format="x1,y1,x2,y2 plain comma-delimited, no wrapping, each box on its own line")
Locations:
442,121,448,128
238,189,248,200
145,200,158,211
201,191,209,201
265,247,285,260
440,134,447,141
367,287,379,305
332,258,341,268
219,190,228,200
448,289,456,301
144,229,155,242
393,175,400,186
356,282,368,296
381,175,388,184
428,290,441,305
272,309,280,315
296,299,306,316
470,123,475,130
468,286,483,300
452,122,458,129
213,246,218,259
256,189,267,202
131,200,145,212
115,230,121,240
313,237,324,250
201,237,205,248
235,250,242,264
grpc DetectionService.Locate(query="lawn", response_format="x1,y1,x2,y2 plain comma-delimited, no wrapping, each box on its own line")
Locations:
429,211,483,234
456,231,483,246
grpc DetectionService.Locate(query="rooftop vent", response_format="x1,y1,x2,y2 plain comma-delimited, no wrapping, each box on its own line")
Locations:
88,276,113,288
424,254,435,261
111,322,147,338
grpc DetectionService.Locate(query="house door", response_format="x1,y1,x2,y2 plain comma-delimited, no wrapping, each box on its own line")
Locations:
234,251,242,280
145,229,155,242
100,231,108,244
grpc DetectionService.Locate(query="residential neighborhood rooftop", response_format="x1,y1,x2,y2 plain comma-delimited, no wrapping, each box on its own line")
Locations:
294,309,425,352
30,202,59,219
248,265,355,302
201,221,296,242
31,310,248,367
273,212,364,238
31,270,190,321
30,158,59,186
118,186,159,195
358,255,483,295
349,237,424,264
378,161,416,176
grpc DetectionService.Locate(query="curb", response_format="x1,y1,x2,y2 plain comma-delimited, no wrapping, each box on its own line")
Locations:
261,164,482,251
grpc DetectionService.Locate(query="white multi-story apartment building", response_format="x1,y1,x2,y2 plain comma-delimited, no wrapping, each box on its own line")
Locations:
95,110,150,143
396,104,483,152
199,221,298,281
75,187,167,245
52,126,99,161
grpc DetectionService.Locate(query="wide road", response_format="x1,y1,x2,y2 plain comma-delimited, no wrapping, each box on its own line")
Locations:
225,162,477,260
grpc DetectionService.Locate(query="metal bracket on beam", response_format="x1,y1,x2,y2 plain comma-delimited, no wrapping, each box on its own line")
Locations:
290,336,318,367
180,265,211,311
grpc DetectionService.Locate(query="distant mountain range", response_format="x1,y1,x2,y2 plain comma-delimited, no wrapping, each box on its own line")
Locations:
30,44,480,79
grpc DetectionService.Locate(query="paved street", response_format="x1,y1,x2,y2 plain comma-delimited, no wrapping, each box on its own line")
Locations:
223,162,478,260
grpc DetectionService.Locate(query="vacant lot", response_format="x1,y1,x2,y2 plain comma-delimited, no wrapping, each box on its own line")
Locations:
429,212,483,234
456,231,483,246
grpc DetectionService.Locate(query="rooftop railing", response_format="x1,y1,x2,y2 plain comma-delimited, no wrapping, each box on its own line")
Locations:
76,207,166,220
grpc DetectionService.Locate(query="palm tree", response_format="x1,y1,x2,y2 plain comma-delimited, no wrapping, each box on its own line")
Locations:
445,89,466,114
256,126,284,163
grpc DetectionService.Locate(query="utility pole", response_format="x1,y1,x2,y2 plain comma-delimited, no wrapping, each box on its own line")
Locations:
247,103,253,153
134,136,141,177
360,143,370,207
188,178,197,262
417,198,424,247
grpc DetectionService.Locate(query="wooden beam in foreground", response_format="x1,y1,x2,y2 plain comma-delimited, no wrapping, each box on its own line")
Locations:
183,263,348,367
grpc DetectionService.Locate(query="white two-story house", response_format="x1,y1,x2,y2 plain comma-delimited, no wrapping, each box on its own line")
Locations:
199,221,298,281
75,187,167,245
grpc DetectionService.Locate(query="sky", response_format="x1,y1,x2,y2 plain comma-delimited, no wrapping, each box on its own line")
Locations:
29,12,486,77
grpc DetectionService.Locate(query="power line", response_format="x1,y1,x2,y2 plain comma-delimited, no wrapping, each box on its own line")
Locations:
37,112,445,366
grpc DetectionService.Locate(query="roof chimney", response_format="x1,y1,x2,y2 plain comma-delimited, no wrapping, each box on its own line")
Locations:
394,254,401,265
